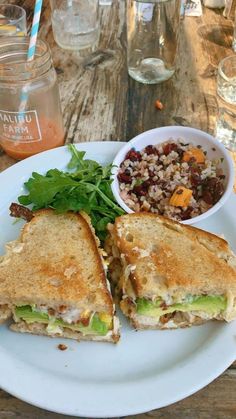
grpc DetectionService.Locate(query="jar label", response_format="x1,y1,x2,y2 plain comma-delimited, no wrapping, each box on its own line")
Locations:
0,110,42,143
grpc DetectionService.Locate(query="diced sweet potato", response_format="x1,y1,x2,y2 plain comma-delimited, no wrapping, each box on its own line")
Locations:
169,186,193,207
182,148,205,164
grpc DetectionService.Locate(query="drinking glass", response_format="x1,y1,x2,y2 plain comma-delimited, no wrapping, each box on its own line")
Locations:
0,4,27,36
127,0,181,84
0,37,64,160
215,55,236,151
50,0,100,51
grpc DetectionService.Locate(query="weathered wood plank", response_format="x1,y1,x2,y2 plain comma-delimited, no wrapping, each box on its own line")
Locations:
135,373,236,419
43,0,128,143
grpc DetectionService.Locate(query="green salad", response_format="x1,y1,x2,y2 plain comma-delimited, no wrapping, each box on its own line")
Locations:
18,145,124,240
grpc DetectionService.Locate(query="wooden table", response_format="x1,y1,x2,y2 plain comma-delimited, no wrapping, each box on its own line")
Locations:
0,1,236,418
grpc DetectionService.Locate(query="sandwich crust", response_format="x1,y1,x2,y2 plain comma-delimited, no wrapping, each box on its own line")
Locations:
0,209,113,314
0,304,11,323
108,213,236,300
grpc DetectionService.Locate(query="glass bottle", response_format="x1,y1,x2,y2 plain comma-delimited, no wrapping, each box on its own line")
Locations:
0,37,64,160
127,0,182,84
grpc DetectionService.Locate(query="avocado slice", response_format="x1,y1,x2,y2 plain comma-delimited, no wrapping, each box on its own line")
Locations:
136,295,227,318
14,305,109,336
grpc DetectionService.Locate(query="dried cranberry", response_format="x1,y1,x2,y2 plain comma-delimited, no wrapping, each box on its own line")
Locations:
133,185,147,196
118,172,132,184
148,170,155,177
202,177,224,205
181,207,193,220
192,187,198,199
145,145,159,155
176,148,184,159
125,149,141,161
191,174,202,186
202,190,213,205
213,182,224,203
157,180,168,188
142,179,154,188
205,178,218,188
163,143,178,155
190,166,201,175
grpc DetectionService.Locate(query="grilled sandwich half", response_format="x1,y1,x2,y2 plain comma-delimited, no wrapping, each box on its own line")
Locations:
0,209,120,342
105,213,236,330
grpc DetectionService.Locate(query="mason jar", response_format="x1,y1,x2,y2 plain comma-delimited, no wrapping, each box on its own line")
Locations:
0,37,64,160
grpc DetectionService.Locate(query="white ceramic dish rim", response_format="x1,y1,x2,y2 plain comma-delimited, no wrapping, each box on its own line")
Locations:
111,126,235,225
0,141,235,418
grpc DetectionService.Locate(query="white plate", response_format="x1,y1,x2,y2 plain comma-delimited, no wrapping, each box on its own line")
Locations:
0,141,236,418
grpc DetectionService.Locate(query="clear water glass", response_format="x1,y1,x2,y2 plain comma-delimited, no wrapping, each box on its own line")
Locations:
127,0,181,84
0,4,27,36
50,0,100,51
215,55,236,151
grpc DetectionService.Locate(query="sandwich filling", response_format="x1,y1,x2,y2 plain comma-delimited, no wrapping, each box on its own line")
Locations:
136,295,227,317
13,305,113,337
120,294,229,328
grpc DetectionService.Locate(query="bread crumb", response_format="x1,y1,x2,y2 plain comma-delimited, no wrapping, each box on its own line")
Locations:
58,344,68,351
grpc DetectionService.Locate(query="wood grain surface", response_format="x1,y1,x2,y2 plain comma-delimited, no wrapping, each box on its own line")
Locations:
0,1,236,418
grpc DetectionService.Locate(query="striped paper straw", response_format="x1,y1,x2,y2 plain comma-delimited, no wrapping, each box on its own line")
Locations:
19,0,43,113
27,0,43,62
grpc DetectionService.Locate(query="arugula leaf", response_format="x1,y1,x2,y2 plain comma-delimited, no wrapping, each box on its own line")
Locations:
18,144,124,240
19,172,79,208
67,145,86,170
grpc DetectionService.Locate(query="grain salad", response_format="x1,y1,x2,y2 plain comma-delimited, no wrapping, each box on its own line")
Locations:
117,139,226,221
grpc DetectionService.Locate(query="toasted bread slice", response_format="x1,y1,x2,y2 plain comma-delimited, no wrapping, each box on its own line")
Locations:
108,213,236,298
105,213,236,329
0,209,120,343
